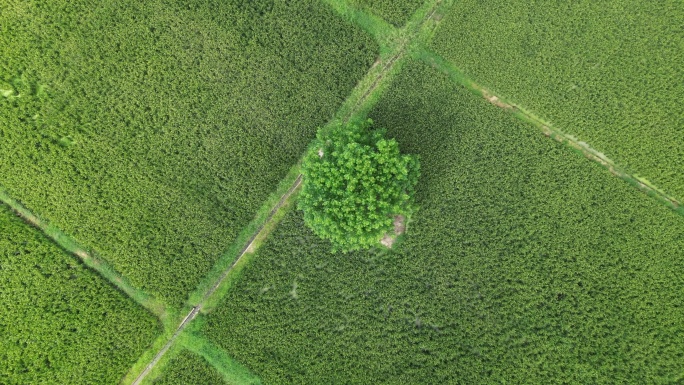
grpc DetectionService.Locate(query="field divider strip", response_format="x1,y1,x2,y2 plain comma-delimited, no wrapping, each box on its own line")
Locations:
333,0,450,123
321,0,397,51
125,1,455,382
180,331,262,384
199,174,303,310
0,186,171,320
130,307,201,385
128,174,301,385
417,49,684,217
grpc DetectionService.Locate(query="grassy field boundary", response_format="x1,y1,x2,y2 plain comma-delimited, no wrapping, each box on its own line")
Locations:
127,176,301,384
122,1,458,382
331,0,451,124
180,329,262,385
130,306,202,385
122,330,184,385
321,0,397,53
199,181,301,313
198,174,302,312
416,49,684,217
135,343,184,385
403,0,452,46
0,186,172,320
187,164,302,307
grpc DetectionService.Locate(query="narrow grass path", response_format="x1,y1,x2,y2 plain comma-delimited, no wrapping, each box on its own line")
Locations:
133,0,681,381
416,49,684,218
8,2,675,382
321,0,396,51
0,188,172,321
129,175,302,384
180,332,262,385
0,188,181,385
126,0,453,383
333,0,450,123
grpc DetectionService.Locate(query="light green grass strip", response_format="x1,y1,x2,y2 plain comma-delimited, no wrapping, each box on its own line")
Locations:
187,164,302,309
330,0,452,123
199,180,301,313
127,175,301,384
416,48,684,218
180,331,262,385
403,0,453,46
128,2,458,382
321,0,397,53
0,186,172,320
332,49,405,125
123,331,184,385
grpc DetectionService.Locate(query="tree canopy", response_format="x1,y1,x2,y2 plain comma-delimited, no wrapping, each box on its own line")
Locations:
299,119,420,251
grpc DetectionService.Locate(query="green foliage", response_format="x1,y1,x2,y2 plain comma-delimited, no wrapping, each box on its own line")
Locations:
299,119,419,251
182,333,262,385
201,63,684,384
431,0,684,200
0,0,376,306
349,0,425,26
152,350,225,385
0,205,160,384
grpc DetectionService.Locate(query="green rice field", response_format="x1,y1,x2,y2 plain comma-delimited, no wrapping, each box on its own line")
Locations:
431,0,684,200
2,0,683,383
0,0,377,306
0,205,160,384
199,62,684,383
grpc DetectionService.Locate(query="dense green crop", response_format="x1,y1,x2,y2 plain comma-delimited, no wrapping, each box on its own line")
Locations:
349,0,424,26
0,205,160,384
0,0,377,306
201,62,684,384
299,119,419,251
430,0,684,200
153,350,225,385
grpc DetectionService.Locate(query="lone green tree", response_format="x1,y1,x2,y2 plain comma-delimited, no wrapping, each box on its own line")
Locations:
299,119,420,251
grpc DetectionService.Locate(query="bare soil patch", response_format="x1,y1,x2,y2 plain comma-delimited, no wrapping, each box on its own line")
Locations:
75,250,90,260
482,90,513,109
381,214,406,248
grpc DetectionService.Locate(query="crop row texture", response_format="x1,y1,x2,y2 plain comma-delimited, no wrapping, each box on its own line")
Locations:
349,0,424,26
0,0,377,306
0,205,160,384
200,62,684,384
430,0,684,201
153,350,224,385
